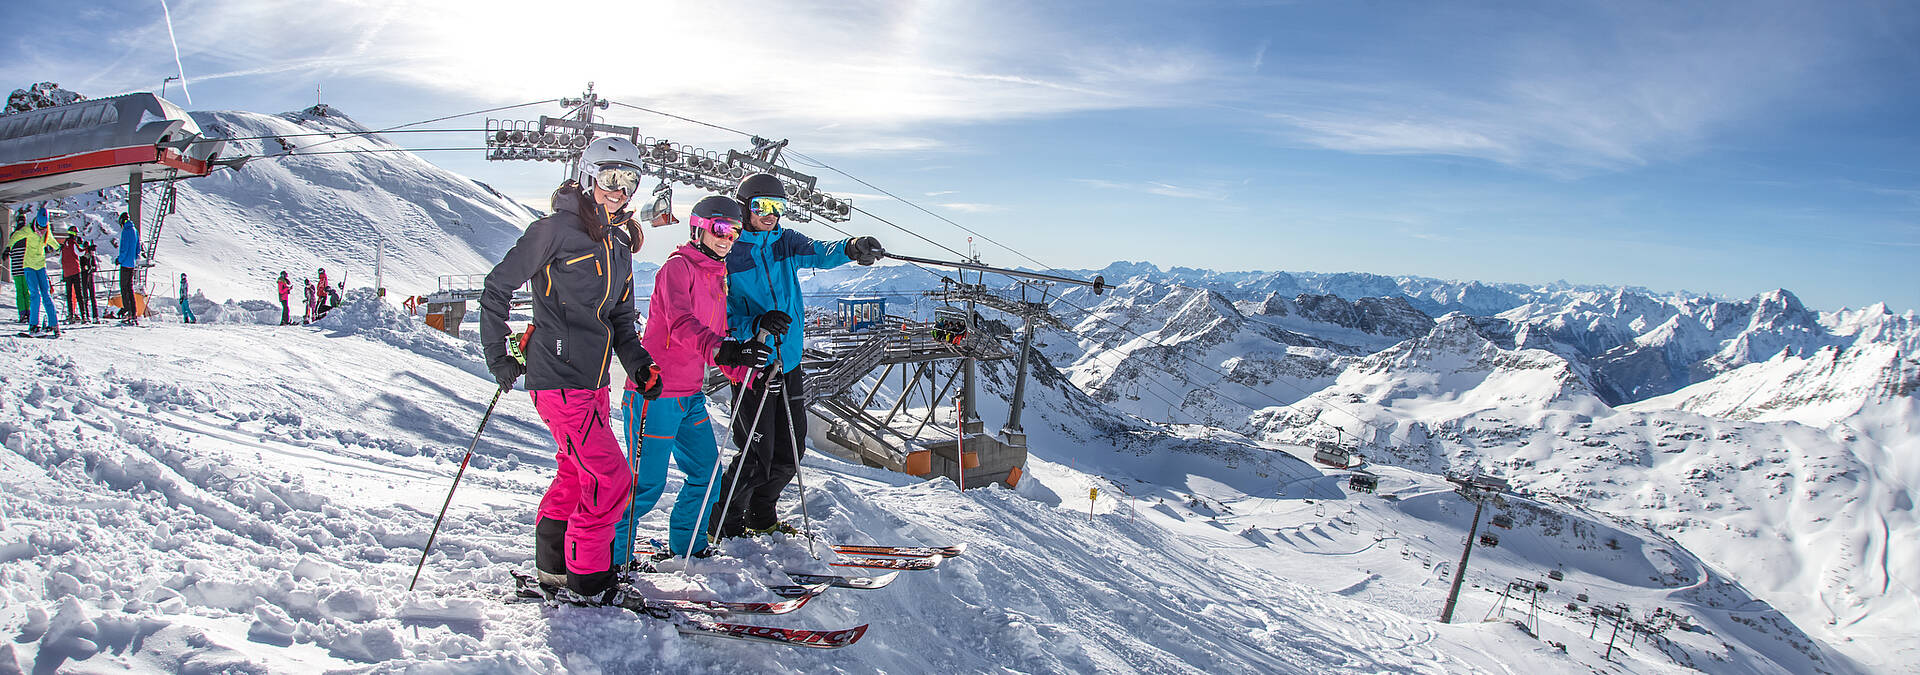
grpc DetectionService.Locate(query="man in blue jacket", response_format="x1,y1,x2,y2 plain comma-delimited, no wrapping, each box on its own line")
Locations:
115,213,140,324
711,173,884,539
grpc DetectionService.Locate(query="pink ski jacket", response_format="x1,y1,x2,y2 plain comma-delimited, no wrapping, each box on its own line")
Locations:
635,243,733,397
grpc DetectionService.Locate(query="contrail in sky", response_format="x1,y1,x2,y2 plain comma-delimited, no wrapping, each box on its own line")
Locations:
159,0,191,103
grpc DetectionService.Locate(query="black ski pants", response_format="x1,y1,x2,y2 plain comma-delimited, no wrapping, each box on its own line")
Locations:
712,367,807,537
118,267,134,319
79,270,97,321
63,275,80,320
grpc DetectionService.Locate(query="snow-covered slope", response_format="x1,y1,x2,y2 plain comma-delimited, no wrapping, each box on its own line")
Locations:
0,296,1856,673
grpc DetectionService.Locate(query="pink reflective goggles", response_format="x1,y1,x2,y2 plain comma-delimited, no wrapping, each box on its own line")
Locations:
690,214,741,239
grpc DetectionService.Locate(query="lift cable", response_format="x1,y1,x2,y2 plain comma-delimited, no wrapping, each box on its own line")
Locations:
254,98,560,161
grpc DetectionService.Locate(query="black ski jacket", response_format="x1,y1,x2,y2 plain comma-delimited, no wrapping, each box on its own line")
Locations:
481,182,650,391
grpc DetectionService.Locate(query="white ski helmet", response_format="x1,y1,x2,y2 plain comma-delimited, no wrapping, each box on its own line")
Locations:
574,136,645,194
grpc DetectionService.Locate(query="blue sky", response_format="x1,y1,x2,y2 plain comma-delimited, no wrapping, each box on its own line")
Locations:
4,0,1916,311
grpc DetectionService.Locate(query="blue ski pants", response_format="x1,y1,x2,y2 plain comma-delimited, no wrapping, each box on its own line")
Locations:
613,391,722,561
24,268,56,330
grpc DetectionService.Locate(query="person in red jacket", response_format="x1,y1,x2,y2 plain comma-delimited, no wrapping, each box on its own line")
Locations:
276,272,292,325
614,196,773,563
59,226,82,323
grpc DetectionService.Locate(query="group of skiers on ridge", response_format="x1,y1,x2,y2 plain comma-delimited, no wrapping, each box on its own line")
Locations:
480,137,886,603
277,268,342,325
5,207,148,336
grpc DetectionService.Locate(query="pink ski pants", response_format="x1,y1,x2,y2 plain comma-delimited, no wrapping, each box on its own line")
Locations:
532,387,632,577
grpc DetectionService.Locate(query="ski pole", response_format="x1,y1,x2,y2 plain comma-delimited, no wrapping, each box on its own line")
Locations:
693,331,775,559
409,326,530,592
621,395,650,569
777,372,818,559
685,364,760,564
708,363,781,552
883,252,1107,295
409,386,503,592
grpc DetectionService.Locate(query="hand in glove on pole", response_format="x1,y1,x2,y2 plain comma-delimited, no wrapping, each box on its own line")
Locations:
714,339,774,368
846,236,886,266
489,326,534,392
633,361,664,400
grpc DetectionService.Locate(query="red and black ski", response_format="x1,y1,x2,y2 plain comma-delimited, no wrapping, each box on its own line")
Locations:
830,554,942,571
830,543,968,559
510,572,868,649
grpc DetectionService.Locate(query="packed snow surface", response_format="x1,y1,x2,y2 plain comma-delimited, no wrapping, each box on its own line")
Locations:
0,292,1872,673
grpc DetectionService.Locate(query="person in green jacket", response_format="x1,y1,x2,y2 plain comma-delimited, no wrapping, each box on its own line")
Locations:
8,210,26,323
5,207,59,336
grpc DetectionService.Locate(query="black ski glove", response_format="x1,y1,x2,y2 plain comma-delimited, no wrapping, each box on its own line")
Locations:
633,362,664,400
714,339,774,367
753,310,792,337
488,327,533,392
488,356,525,392
847,236,885,265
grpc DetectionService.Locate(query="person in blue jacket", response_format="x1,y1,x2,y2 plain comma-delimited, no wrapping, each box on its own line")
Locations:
710,173,884,539
115,213,140,324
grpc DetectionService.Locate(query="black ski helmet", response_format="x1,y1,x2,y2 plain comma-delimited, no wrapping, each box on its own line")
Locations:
692,195,744,222
735,173,786,203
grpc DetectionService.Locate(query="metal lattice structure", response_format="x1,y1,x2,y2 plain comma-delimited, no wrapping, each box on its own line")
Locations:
483,84,852,223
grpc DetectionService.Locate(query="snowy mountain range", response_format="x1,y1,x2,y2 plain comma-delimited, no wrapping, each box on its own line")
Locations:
2,98,1913,672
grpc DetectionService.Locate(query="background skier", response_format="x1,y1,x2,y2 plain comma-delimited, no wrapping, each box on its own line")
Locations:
480,136,660,603
711,172,886,539
8,209,25,323
178,273,197,323
614,195,773,563
6,208,59,337
115,213,139,324
276,272,291,325
78,241,98,323
59,225,82,323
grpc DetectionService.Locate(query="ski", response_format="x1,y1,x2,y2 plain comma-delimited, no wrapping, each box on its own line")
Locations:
627,550,837,600
831,543,968,559
831,555,942,571
786,570,901,590
674,613,870,649
509,571,810,615
510,572,868,649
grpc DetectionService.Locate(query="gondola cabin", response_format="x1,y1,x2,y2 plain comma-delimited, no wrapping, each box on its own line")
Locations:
1490,514,1515,529
0,93,226,203
1548,569,1565,581
1312,441,1354,469
837,297,885,331
1347,471,1378,494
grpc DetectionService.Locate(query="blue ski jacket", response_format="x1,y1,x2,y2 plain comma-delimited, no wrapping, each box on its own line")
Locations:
116,221,140,268
725,226,851,373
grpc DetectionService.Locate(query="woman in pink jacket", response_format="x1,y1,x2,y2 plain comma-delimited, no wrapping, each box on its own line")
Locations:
615,196,774,561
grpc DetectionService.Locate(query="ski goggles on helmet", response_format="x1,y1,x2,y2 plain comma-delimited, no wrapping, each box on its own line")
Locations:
592,165,643,194
747,196,788,218
691,214,741,239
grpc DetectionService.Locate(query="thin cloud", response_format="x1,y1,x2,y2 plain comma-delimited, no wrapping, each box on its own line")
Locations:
1075,178,1231,201
939,202,1004,213
1250,2,1864,175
